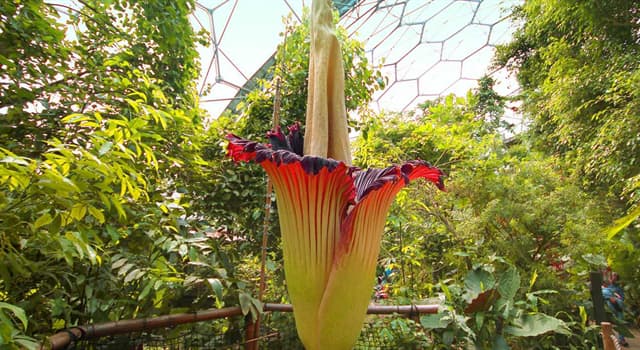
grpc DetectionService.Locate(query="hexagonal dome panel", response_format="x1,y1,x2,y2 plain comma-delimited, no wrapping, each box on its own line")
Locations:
461,46,495,79
419,61,461,95
377,79,419,112
422,1,478,42
395,43,442,81
442,24,490,61
372,24,422,65
474,0,512,24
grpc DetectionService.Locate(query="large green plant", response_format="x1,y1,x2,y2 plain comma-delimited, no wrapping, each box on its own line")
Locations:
420,260,578,349
353,86,616,347
0,1,246,348
495,0,640,311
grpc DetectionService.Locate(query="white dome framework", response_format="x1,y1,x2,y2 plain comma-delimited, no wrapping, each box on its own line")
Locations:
192,0,522,120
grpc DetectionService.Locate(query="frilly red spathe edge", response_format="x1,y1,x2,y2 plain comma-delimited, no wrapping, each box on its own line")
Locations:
226,123,445,202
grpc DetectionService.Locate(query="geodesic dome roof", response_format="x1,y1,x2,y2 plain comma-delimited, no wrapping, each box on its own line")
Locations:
192,0,522,124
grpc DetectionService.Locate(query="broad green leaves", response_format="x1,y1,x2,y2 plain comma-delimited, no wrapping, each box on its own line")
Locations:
0,0,225,344
504,314,570,337
0,302,34,349
421,263,568,349
0,302,28,331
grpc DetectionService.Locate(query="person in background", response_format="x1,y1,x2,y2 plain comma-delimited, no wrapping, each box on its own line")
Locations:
602,272,629,347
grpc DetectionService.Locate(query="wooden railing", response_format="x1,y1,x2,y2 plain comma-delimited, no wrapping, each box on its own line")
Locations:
40,303,439,350
601,322,622,350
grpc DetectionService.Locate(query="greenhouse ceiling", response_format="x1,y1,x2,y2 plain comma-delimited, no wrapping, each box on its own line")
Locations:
51,0,522,124
192,0,523,126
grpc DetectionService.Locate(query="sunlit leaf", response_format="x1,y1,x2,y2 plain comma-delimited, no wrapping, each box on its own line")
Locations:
98,142,113,156
604,205,640,239
34,213,53,230
70,204,87,221
88,205,105,224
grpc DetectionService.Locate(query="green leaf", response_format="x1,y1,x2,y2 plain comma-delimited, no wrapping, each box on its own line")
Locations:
0,302,28,330
443,330,454,345
70,203,87,221
420,313,450,329
440,282,452,301
138,280,154,301
119,263,135,276
528,270,538,291
464,267,495,302
48,214,62,234
14,335,39,350
98,141,113,156
86,245,100,265
475,311,485,329
207,278,223,301
239,292,252,316
61,113,91,124
604,205,640,239
111,196,126,219
124,268,140,283
88,205,105,224
504,313,570,337
34,213,53,230
579,306,587,326
250,298,264,320
497,267,520,302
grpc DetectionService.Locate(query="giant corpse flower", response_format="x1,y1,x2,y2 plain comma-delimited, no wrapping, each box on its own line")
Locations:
227,0,444,348
227,124,444,349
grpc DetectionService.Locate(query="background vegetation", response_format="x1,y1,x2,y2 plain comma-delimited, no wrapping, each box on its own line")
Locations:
1,0,638,349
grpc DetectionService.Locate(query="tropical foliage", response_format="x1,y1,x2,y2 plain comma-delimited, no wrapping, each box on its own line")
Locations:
1,0,226,347
353,88,615,348
495,0,640,312
1,0,638,349
0,1,383,348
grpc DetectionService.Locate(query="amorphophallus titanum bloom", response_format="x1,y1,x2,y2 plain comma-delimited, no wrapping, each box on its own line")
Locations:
227,125,444,349
226,1,444,349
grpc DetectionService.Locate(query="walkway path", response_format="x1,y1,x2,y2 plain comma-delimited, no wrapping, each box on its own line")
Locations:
626,328,640,349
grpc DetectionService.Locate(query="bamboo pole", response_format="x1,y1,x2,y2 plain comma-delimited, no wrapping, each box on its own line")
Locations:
42,306,243,350
249,23,288,350
263,303,439,315
41,303,438,350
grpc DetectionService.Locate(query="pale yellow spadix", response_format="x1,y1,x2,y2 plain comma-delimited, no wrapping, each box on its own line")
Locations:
304,0,352,164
